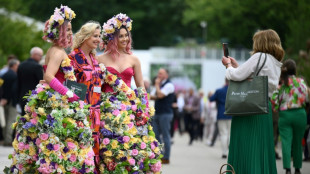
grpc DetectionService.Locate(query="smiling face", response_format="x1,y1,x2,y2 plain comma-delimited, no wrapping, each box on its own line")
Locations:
84,28,101,50
117,28,129,50
66,22,73,45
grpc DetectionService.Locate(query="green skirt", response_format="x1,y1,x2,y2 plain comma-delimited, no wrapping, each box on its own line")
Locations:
227,102,277,174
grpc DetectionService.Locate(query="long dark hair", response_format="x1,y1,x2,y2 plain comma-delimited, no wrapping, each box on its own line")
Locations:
281,59,296,86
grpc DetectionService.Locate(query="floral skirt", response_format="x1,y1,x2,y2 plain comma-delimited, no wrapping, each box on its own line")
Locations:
4,83,95,174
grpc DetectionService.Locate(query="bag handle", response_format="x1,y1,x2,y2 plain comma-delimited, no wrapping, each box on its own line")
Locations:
219,163,236,174
253,53,267,77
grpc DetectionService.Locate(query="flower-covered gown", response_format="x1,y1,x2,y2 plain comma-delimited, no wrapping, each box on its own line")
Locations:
4,61,95,174
98,66,162,174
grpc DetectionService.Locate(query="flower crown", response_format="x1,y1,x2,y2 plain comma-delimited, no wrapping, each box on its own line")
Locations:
101,13,132,44
43,5,76,42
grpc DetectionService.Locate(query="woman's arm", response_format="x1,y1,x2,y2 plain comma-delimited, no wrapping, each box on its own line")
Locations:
133,55,144,88
44,50,65,83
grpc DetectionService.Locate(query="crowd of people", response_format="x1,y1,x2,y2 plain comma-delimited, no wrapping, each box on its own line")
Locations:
0,4,309,174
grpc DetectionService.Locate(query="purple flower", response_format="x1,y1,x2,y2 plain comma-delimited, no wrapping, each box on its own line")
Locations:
26,136,32,143
139,162,144,170
117,136,124,144
109,96,117,102
40,159,46,164
130,101,135,105
31,90,37,95
100,128,113,138
120,157,127,162
50,162,56,169
134,89,138,97
100,148,107,153
153,141,158,147
114,79,120,86
79,164,86,174
48,32,55,39
62,66,72,71
79,132,84,139
132,172,139,174
19,117,26,122
10,165,17,173
52,21,59,28
46,143,54,151
141,97,147,105
132,143,138,149
22,122,35,129
63,147,69,153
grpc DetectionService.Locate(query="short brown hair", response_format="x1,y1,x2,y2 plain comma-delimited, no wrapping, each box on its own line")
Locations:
252,29,285,61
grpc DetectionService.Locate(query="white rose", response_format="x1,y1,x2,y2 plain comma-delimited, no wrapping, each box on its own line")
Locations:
66,90,74,98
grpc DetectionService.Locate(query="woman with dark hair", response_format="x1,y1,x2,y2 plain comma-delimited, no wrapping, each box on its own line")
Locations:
271,59,308,174
97,13,162,173
222,29,284,174
4,5,95,173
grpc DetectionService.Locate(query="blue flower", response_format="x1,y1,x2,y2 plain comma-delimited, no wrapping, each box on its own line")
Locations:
139,162,144,170
109,96,117,102
22,122,35,129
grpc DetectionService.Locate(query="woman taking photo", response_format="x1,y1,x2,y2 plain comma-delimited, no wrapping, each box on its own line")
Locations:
222,29,284,174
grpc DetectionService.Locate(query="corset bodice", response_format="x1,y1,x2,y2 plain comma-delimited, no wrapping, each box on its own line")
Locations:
102,67,134,93
43,65,66,84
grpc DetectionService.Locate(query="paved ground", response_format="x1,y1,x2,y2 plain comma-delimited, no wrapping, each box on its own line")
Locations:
0,133,309,174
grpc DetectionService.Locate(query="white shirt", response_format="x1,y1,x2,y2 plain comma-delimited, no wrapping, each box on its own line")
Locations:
177,94,185,112
151,79,175,96
226,52,282,97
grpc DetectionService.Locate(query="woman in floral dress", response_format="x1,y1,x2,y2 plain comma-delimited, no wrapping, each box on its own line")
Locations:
97,13,162,174
68,21,103,173
271,59,308,174
4,5,95,174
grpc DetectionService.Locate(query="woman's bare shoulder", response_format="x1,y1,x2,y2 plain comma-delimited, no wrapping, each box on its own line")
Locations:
97,53,111,64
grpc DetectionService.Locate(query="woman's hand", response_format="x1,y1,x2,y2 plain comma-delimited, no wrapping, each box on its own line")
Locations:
229,57,239,68
222,56,232,68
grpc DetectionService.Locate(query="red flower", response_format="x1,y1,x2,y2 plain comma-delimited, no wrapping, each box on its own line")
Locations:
107,161,116,171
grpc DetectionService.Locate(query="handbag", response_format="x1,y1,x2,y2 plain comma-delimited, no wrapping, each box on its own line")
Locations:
224,53,269,116
219,163,236,174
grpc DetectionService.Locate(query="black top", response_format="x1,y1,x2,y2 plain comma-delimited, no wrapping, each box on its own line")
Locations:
2,69,18,106
154,79,175,114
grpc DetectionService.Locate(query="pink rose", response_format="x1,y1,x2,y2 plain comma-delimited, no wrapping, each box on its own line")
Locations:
123,136,130,143
151,143,155,150
131,105,137,111
131,149,139,156
40,133,49,141
85,159,95,166
140,142,146,149
58,155,63,159
121,104,127,111
32,112,37,117
129,114,135,119
53,144,60,151
151,161,162,172
100,121,105,128
79,101,84,109
37,87,43,93
35,138,41,146
67,142,76,149
30,118,37,125
112,109,120,116
17,164,23,170
72,167,78,173
149,152,155,159
70,154,77,162
24,144,29,150
127,122,134,129
103,138,110,145
33,155,38,161
25,106,31,113
128,158,135,165
87,150,95,158
18,142,25,150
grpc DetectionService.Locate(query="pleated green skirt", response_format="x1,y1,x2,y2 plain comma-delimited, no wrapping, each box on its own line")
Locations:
227,102,277,174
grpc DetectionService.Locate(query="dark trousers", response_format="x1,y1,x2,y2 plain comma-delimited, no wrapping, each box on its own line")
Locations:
188,115,200,144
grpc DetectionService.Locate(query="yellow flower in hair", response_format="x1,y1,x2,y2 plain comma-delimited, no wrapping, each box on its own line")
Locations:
116,19,122,29
58,19,64,25
72,11,76,18
128,23,132,31
106,28,115,34
65,11,69,19
49,15,54,24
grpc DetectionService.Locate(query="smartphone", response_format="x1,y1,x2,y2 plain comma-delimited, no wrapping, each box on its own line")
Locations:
222,43,229,57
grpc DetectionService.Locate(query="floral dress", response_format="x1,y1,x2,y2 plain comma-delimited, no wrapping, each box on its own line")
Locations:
4,57,95,174
98,65,162,174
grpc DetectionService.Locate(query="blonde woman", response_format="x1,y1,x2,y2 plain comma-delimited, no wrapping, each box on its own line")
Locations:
68,21,103,173
222,29,284,174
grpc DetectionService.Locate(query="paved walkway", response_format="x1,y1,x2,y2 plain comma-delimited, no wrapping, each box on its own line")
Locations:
0,133,310,174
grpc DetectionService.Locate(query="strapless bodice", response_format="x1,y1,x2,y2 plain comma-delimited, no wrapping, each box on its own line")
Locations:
102,67,134,93
43,65,66,84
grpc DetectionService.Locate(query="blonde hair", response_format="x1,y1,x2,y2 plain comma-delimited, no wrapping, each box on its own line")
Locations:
72,21,101,55
252,29,285,61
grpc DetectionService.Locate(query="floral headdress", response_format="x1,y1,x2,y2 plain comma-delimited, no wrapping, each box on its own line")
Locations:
43,5,76,42
101,13,132,44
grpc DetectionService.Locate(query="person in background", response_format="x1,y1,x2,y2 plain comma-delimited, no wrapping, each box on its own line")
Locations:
201,91,217,145
209,79,231,158
271,59,308,174
184,88,201,145
198,89,205,141
0,55,17,77
17,47,43,116
150,68,175,164
1,59,20,146
222,29,284,173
